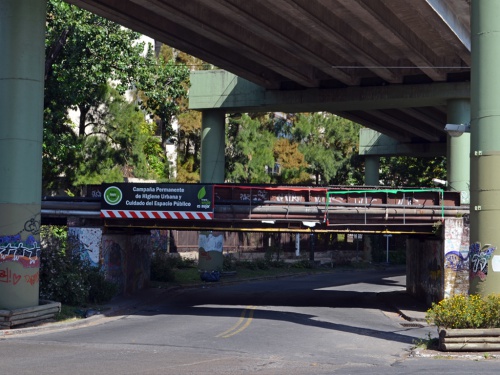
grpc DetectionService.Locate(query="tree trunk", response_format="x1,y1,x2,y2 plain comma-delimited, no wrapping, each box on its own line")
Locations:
79,106,89,137
45,27,73,82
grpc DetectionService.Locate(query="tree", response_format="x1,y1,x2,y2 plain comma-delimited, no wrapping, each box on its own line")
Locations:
379,156,446,187
225,114,275,183
292,113,363,185
176,110,202,183
135,49,189,152
273,138,311,184
74,87,158,185
43,0,189,192
156,45,213,182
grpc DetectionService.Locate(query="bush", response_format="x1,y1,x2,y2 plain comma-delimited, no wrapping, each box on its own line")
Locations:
290,259,313,269
87,268,118,304
426,294,500,329
223,254,236,271
40,226,117,306
150,252,178,282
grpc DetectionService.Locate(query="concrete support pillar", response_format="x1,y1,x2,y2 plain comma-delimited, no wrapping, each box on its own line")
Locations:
200,110,226,183
470,1,500,296
101,232,152,295
446,99,470,204
364,155,380,186
0,0,46,309
199,110,225,272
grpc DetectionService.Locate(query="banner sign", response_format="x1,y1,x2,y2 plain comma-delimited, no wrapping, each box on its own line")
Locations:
101,183,213,220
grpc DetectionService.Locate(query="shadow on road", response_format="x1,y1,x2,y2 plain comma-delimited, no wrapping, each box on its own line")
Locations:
119,267,424,346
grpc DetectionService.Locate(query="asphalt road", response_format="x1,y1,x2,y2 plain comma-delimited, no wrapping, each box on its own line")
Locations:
2,267,500,374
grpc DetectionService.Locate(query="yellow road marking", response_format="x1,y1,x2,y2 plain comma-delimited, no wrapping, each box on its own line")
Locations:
216,306,256,338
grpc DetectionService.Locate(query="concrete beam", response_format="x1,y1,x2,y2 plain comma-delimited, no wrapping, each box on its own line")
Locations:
189,70,470,113
426,0,471,52
359,128,446,157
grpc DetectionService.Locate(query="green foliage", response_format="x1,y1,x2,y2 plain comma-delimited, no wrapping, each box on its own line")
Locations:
233,256,287,271
150,254,176,282
226,114,275,183
222,254,236,271
150,253,196,282
136,55,189,150
273,138,311,184
44,0,189,192
426,294,500,329
225,112,365,185
176,155,201,183
55,304,82,322
74,87,163,185
293,113,363,185
289,259,314,269
413,332,439,350
379,156,447,187
86,269,119,304
39,226,117,306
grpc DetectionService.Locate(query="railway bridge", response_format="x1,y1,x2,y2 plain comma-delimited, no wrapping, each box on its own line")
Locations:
37,183,471,305
43,184,466,234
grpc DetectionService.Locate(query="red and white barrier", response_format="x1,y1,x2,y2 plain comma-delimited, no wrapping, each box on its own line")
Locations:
101,210,213,220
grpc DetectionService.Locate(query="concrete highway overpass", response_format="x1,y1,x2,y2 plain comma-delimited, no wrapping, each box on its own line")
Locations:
4,0,500,308
66,0,471,145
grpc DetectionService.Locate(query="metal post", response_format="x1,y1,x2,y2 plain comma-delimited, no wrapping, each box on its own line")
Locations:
470,0,500,296
295,233,300,257
383,234,392,264
309,232,315,263
0,0,46,309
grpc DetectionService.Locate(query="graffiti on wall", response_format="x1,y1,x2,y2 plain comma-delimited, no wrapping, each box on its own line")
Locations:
0,267,39,287
151,229,169,253
102,239,124,291
0,215,42,269
470,242,496,281
443,217,470,298
0,234,41,268
68,228,101,267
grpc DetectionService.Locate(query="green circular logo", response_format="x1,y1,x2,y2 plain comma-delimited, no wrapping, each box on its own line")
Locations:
104,186,123,205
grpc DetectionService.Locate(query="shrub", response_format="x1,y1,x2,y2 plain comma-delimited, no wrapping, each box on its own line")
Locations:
290,259,313,269
150,252,177,282
235,259,258,270
40,225,117,306
426,294,500,329
222,254,236,271
87,268,118,304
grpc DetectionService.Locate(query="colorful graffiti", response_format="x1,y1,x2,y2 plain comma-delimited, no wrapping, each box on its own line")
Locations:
0,235,41,268
68,228,101,267
0,267,39,286
443,218,470,298
444,251,469,271
151,229,170,252
0,215,42,270
470,242,496,281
